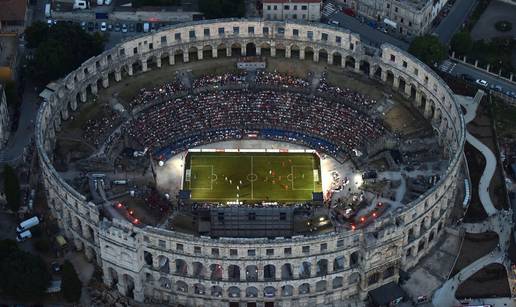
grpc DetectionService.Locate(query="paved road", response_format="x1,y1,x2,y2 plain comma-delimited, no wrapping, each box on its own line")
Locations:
434,0,478,44
451,61,516,95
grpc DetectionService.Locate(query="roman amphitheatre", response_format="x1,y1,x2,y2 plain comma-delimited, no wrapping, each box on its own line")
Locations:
36,19,465,306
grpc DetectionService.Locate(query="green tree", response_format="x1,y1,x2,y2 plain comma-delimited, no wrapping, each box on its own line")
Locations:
3,165,21,212
408,35,447,66
0,247,51,300
24,21,50,48
199,0,245,19
451,31,473,56
61,261,82,302
3,80,21,108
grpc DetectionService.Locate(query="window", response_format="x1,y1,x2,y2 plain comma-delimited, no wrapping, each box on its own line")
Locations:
320,243,327,251
119,48,125,56
176,243,183,251
218,27,225,35
212,248,219,256
403,61,408,68
293,29,299,37
230,249,238,256
189,30,195,38
267,5,271,10
395,7,398,12
321,33,328,41
149,43,153,50
174,33,181,41
336,36,341,44
158,240,166,248
248,249,256,256
350,42,354,50
302,14,306,19
307,31,313,39
273,5,277,9
266,249,274,256
248,26,254,34
233,26,240,34
133,47,138,54
277,27,285,35
414,68,419,76
143,235,149,242
401,18,404,24
284,247,292,255
293,14,297,19
218,212,224,221
301,5,307,10
368,272,380,285
294,5,297,10
387,3,390,8
204,28,210,37
263,27,269,35
337,239,344,247
302,246,310,253
280,212,287,220
248,213,256,221
194,246,201,254
160,36,167,44
284,5,289,10
390,54,396,62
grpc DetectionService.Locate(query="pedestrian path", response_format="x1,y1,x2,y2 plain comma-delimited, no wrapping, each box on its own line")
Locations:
322,2,338,18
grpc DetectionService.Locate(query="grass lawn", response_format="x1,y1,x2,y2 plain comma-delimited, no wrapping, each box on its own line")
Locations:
183,152,322,202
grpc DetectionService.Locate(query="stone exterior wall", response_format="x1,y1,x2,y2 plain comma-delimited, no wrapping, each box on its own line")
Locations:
35,19,465,307
0,84,10,149
263,0,322,21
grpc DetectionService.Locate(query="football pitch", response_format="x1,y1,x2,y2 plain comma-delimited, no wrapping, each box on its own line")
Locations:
183,152,322,202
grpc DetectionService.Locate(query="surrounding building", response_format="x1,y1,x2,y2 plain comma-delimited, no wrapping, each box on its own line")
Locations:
262,0,322,21
0,84,9,149
0,0,28,33
336,0,450,36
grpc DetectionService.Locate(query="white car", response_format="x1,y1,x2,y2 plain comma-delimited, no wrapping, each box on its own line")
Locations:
100,22,107,32
475,79,488,87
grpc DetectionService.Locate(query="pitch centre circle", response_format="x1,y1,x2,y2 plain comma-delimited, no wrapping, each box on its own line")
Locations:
247,173,258,182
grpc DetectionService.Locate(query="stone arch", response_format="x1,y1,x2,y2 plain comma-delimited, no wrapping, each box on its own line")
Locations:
333,276,344,289
305,46,314,61
264,286,276,298
410,83,417,99
194,283,205,295
202,44,213,59
188,46,199,61
386,70,395,86
174,49,184,63
299,261,311,278
319,48,328,63
175,259,188,276
429,230,435,242
157,255,170,274
192,261,205,278
275,42,286,57
211,285,223,297
176,280,188,293
350,251,360,267
290,44,300,59
122,274,135,298
418,238,426,253
260,42,271,56
246,286,258,298
373,65,382,79
217,43,227,57
368,272,381,285
316,259,329,276
281,263,293,280
246,265,258,281
349,272,360,284
228,286,241,298
334,256,345,271
299,283,310,294
281,285,294,296
210,263,223,280
107,267,119,287
231,42,241,57
345,55,356,69
383,266,395,279
228,264,241,281
316,280,327,292
398,76,407,93
360,59,370,74
264,264,276,281
246,42,256,56
332,51,342,66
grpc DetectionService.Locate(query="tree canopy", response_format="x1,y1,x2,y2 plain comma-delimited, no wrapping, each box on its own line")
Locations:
451,31,473,56
0,240,51,300
61,261,82,302
199,0,245,19
3,165,21,212
408,35,447,66
25,21,105,84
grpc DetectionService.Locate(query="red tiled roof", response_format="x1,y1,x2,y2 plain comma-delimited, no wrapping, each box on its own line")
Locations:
263,0,321,3
0,0,27,21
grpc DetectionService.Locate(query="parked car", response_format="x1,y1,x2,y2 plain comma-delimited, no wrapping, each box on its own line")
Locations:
51,261,62,273
128,23,136,32
114,23,121,32
121,23,128,33
136,22,143,32
475,79,488,87
460,74,475,82
80,21,86,30
87,22,94,31
108,23,113,31
100,22,107,32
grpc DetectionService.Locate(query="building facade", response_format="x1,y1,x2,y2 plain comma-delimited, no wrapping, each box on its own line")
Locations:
36,19,465,307
0,0,28,33
336,0,449,36
0,84,9,149
263,0,322,21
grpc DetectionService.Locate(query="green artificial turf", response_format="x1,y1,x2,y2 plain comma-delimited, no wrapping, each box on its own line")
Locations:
183,152,322,202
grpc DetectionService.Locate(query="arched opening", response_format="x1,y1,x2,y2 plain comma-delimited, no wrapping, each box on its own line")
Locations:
203,45,213,59
159,277,171,289
299,283,310,294
246,265,258,281
147,55,157,70
217,43,227,57
231,42,241,57
418,239,426,253
291,44,300,59
108,268,118,287
188,46,198,61
383,266,395,279
299,261,311,278
276,43,286,57
210,264,223,280
175,259,188,276
333,256,345,271
410,84,417,99
350,251,360,267
228,286,241,298
157,255,170,274
176,280,188,293
316,280,327,292
123,274,135,298
194,283,205,295
281,285,294,297
281,263,293,280
368,272,380,285
398,77,407,93
316,259,328,276
349,272,360,284
264,286,276,298
333,276,343,289
305,46,314,61
160,53,170,67
373,66,382,79
386,70,395,86
360,59,370,74
429,230,435,242
211,285,223,297
264,264,276,281
333,52,342,66
174,49,184,64
192,262,205,278
228,265,241,281
345,55,356,69
246,286,258,298
246,42,256,56
260,42,271,57
319,49,328,63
